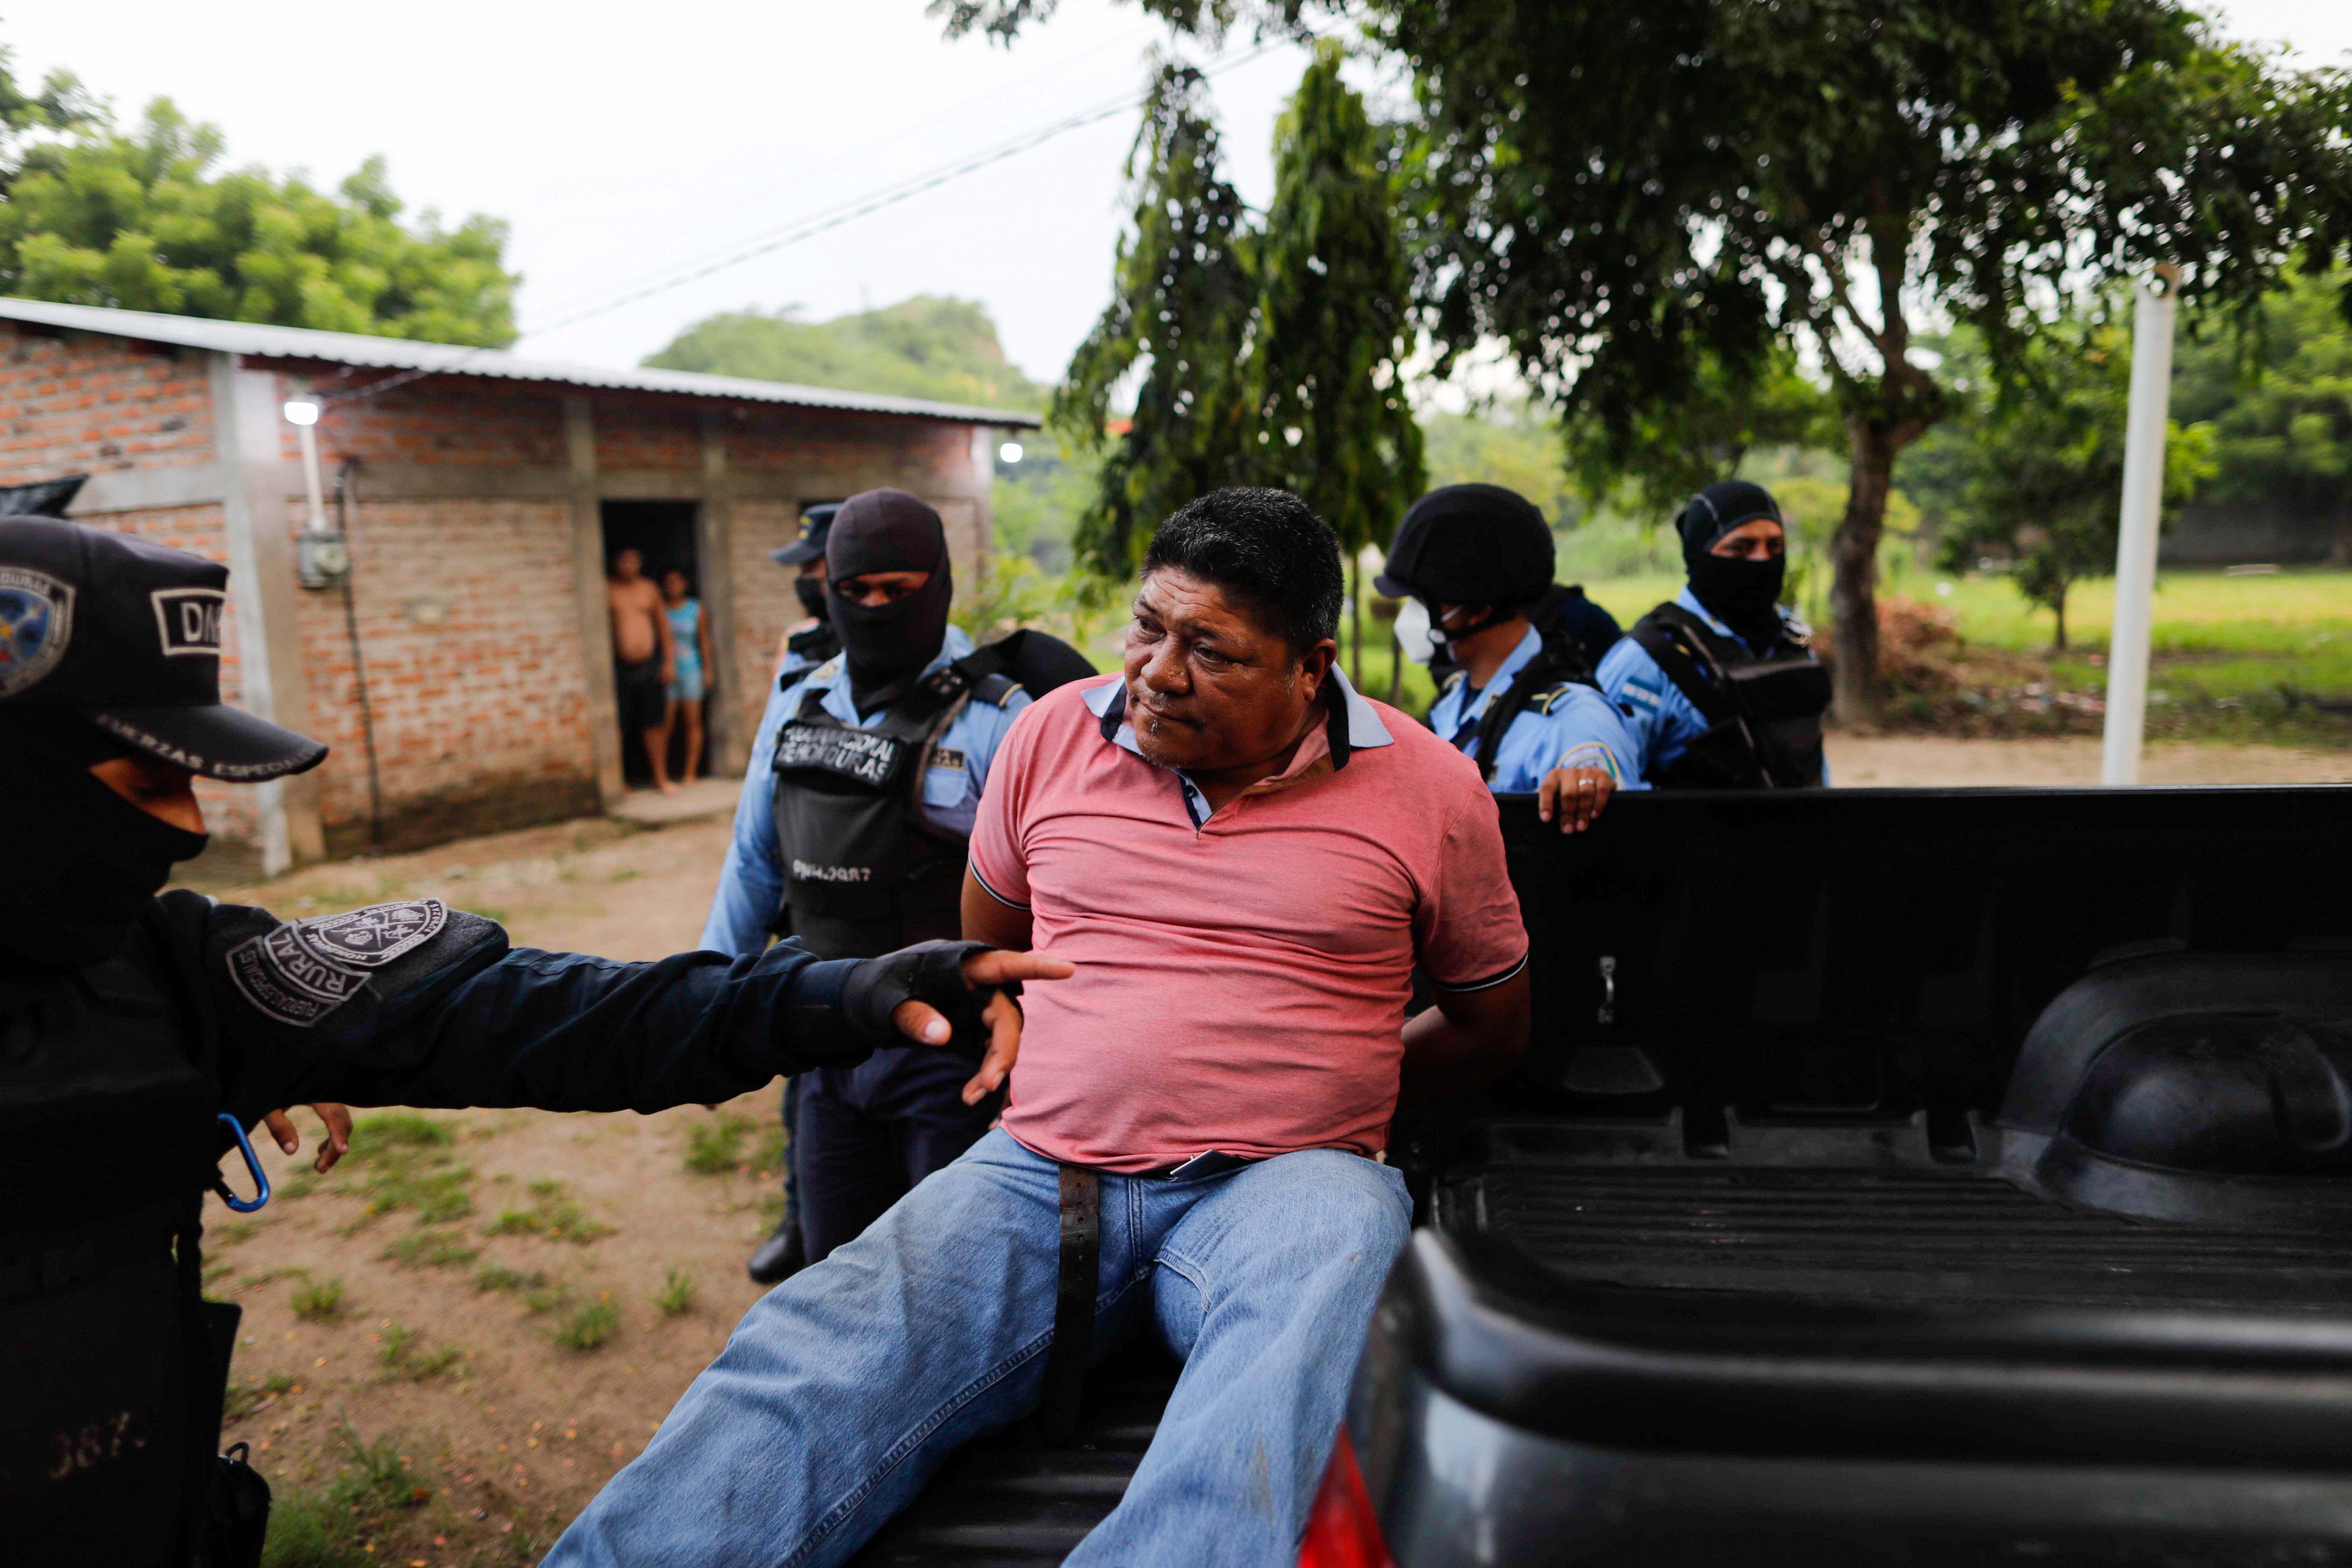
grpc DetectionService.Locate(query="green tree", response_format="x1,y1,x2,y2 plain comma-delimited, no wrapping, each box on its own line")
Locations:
946,0,2352,721
1249,39,1424,679
1421,401,1579,525
0,97,515,345
1560,343,1835,522
647,295,1048,412
1926,314,2217,650
2173,267,2352,563
1054,61,1263,577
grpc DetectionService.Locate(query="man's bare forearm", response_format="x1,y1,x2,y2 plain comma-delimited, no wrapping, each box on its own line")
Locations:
1398,970,1531,1106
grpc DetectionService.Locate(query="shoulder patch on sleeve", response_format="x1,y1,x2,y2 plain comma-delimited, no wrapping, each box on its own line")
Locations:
221,898,504,1034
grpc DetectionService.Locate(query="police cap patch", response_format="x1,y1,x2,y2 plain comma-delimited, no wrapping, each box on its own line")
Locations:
0,565,74,697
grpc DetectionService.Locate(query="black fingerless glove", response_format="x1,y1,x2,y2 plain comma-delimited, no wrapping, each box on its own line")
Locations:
841,940,1022,1060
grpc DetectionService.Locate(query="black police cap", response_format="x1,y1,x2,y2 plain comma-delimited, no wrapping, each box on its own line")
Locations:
771,503,840,567
0,516,328,781
1375,483,1555,605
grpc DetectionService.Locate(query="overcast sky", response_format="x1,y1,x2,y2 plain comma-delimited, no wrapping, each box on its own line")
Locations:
8,1,2349,387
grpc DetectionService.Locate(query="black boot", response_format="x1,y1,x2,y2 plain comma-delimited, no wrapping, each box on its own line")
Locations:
747,1218,805,1285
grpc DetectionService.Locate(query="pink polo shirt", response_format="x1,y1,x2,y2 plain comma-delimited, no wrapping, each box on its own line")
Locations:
969,673,1527,1174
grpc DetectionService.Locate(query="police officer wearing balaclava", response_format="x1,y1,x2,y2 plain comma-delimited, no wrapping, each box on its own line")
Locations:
702,487,1040,1282
0,517,1060,1568
1383,484,1645,832
1595,478,1832,788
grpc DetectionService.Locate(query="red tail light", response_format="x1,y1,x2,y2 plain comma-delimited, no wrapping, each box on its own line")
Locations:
1299,1426,1396,1568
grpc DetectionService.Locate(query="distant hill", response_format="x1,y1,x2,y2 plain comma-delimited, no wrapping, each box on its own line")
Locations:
644,296,1047,413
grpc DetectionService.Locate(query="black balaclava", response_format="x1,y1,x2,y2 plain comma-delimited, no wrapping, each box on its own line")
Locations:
1678,479,1789,653
793,572,830,624
825,489,954,715
0,710,208,974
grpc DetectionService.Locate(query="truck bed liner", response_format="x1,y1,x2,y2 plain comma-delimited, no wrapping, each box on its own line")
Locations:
1439,1163,2352,1311
847,1350,1180,1568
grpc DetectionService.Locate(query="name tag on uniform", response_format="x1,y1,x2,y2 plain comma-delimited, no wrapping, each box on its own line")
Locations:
930,748,966,773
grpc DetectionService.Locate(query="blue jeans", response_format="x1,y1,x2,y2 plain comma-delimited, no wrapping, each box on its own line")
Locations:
545,1128,1411,1568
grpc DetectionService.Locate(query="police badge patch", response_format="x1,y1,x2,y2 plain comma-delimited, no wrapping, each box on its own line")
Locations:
290,899,448,968
225,900,448,1028
0,566,74,697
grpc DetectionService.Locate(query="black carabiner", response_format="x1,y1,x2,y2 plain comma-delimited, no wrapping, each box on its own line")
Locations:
212,1112,272,1214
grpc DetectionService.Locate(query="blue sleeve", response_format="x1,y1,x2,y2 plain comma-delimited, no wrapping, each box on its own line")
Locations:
1597,636,1707,774
964,688,1031,801
699,679,798,957
1484,685,1648,793
916,687,1032,839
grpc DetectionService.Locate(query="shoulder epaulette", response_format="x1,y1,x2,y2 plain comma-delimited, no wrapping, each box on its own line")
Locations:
813,656,842,683
975,672,1021,709
1531,683,1581,716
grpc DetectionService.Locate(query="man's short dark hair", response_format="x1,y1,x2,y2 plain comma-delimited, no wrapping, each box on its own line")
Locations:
1142,488,1344,656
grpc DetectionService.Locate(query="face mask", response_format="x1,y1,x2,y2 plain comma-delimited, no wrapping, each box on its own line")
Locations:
793,575,829,623
0,728,208,973
1392,597,1441,666
830,564,953,712
1687,550,1789,652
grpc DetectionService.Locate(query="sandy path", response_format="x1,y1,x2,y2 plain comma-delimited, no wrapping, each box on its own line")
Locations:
1826,735,2352,787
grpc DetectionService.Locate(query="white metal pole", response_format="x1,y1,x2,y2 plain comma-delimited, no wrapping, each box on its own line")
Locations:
2099,270,2180,785
295,417,331,536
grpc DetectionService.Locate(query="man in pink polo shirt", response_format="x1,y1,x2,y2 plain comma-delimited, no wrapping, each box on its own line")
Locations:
553,489,1529,1568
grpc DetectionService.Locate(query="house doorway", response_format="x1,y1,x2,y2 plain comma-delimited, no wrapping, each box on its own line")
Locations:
601,499,712,789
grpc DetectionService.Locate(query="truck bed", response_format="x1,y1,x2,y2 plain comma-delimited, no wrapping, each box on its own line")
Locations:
1436,1153,2352,1312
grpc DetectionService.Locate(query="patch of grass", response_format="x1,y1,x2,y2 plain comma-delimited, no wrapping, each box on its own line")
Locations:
239,1265,308,1292
213,1218,264,1246
684,1114,753,1175
750,1122,788,1178
379,1228,477,1270
473,1264,548,1296
521,1281,573,1316
203,1260,235,1287
756,1189,786,1230
484,1177,611,1244
289,1276,345,1320
334,1113,474,1229
262,1420,430,1566
553,1300,618,1351
376,1323,462,1382
609,866,643,883
656,1267,697,1316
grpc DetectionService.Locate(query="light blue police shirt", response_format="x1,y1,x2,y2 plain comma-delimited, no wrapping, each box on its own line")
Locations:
1594,587,1827,785
1427,625,1647,793
699,625,1030,957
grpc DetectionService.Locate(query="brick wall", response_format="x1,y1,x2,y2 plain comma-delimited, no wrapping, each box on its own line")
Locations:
286,493,599,854
0,325,213,484
295,373,569,470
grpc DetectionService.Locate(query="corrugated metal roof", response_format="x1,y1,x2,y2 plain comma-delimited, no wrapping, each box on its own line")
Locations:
0,296,1043,428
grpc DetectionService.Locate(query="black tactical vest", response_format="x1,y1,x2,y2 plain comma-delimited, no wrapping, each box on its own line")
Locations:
3,910,252,1567
771,650,1019,961
1627,602,1831,789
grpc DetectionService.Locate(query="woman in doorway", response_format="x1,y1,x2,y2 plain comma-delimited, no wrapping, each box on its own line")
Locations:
661,567,714,788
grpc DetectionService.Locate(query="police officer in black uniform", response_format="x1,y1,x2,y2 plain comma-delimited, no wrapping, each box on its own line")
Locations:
0,517,1064,1568
771,502,841,679
1594,478,1833,788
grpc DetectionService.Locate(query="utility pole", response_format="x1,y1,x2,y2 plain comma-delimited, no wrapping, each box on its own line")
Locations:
2099,266,2181,786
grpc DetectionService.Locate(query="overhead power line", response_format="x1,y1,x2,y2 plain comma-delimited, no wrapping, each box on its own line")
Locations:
321,33,1307,410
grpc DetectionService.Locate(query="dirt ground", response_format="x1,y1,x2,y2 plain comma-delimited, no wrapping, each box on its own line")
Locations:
196,810,775,1566
195,735,2350,1564
1824,733,2352,786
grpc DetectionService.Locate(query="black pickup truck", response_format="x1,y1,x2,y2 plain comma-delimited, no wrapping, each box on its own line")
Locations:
857,784,2352,1567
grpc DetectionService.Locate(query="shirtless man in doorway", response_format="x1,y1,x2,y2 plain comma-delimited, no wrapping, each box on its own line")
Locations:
607,548,679,794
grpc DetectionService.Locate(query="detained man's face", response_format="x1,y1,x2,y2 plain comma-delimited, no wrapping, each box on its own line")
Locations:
1123,568,1331,775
